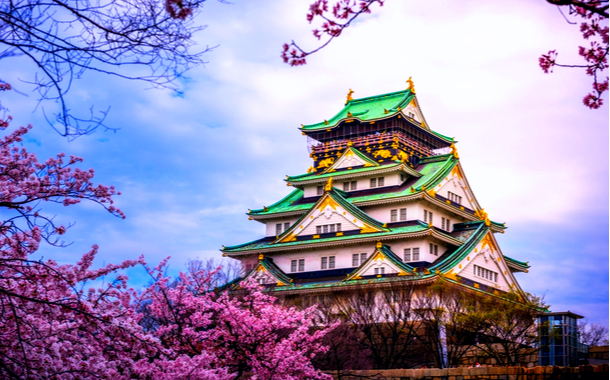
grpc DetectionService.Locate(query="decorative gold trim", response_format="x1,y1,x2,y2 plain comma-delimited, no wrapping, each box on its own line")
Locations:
346,89,354,104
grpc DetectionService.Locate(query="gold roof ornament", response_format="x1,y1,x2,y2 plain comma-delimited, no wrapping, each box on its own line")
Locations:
258,253,264,260
307,166,314,173
346,89,354,104
324,176,334,192
376,241,382,249
347,140,353,147
406,77,415,93
450,143,459,159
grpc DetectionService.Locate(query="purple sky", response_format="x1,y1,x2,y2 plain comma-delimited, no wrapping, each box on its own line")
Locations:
1,0,608,325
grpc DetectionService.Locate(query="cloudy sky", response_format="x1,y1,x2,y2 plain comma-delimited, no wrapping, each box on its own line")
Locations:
1,0,608,325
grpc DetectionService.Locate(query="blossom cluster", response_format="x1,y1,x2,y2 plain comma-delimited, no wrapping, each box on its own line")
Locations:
540,2,609,109
282,0,383,66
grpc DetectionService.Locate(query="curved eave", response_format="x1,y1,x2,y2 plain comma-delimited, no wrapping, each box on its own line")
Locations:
302,113,454,144
422,193,506,228
248,188,303,216
301,89,414,130
504,256,530,272
428,222,488,274
286,162,422,186
222,223,463,257
344,244,417,281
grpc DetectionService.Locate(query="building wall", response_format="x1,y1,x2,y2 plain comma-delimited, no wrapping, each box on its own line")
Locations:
302,173,404,198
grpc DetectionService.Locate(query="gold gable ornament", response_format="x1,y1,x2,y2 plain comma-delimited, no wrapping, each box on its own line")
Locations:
450,143,459,159
376,241,382,249
324,177,334,192
258,253,264,261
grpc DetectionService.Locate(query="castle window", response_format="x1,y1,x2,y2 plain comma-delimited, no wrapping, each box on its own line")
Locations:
441,218,450,231
352,252,368,267
321,256,327,270
360,252,367,264
284,222,290,231
400,208,407,221
474,265,498,282
374,267,385,275
390,209,398,222
448,191,462,205
291,259,305,272
275,223,282,235
429,243,438,256
424,210,433,224
317,185,323,195
343,181,358,191
316,223,341,235
412,248,420,261
370,177,384,188
404,248,411,262
329,256,335,269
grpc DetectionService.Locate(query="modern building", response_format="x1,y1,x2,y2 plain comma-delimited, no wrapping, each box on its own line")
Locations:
221,83,530,300
538,311,586,366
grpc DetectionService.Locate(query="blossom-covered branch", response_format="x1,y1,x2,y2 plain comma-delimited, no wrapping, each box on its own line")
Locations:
541,1,609,109
282,0,383,66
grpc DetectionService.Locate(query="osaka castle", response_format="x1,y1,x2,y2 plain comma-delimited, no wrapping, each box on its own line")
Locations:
221,81,529,297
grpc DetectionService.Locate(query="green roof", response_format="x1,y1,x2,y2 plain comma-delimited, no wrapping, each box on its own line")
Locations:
223,221,432,253
250,155,457,217
273,187,388,243
504,255,530,269
286,162,413,184
302,89,415,130
300,89,454,143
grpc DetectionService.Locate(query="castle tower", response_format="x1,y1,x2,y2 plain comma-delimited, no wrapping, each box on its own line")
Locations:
221,84,529,298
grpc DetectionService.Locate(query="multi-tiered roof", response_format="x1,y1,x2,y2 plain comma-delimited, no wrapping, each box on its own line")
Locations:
222,83,529,298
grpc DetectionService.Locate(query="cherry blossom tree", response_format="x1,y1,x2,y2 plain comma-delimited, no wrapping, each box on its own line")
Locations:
137,261,332,380
283,0,608,110
1,82,330,378
0,84,154,379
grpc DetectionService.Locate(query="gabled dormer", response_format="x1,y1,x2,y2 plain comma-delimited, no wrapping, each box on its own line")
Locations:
275,178,388,243
345,242,417,280
321,143,378,173
242,255,294,287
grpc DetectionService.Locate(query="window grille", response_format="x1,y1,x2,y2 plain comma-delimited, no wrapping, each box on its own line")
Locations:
390,209,398,222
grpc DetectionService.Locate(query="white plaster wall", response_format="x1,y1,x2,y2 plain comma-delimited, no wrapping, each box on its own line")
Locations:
455,241,514,292
302,173,404,198
303,184,324,198
271,243,377,273
360,256,400,276
265,218,299,237
385,238,447,264
434,173,476,211
362,200,461,231
300,212,359,235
